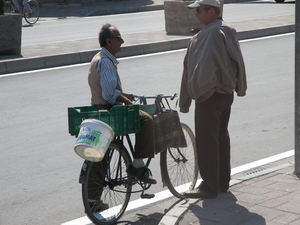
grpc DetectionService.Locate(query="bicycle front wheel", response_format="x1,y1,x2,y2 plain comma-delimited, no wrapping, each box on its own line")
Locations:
24,0,39,24
160,123,198,198
82,142,132,225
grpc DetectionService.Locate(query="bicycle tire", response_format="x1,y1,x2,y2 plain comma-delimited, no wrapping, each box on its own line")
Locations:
24,0,39,25
82,141,132,225
160,123,198,199
4,2,14,13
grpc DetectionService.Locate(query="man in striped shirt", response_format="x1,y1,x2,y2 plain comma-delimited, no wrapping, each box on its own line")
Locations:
88,23,157,185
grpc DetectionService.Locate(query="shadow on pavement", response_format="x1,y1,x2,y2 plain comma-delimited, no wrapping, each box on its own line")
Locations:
116,212,163,224
188,192,266,225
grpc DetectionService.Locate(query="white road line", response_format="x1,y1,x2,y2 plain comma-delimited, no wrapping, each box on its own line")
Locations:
239,32,294,43
61,149,295,225
231,150,294,175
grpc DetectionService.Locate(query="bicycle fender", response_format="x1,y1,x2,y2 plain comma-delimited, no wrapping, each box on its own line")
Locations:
160,154,168,188
79,160,91,184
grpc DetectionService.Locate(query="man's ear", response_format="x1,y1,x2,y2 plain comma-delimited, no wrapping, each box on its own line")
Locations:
106,38,111,46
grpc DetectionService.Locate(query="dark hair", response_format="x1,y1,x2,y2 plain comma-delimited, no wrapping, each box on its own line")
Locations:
98,23,114,47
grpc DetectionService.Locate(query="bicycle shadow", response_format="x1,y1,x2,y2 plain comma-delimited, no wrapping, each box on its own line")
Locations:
22,24,33,28
184,192,266,224
117,212,163,224
115,198,182,224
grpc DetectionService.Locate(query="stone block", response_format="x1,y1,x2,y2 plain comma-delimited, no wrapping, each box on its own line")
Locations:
164,0,226,35
164,0,201,35
0,13,22,55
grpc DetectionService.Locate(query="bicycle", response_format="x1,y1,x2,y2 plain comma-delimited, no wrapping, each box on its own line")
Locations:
68,94,198,225
5,0,40,25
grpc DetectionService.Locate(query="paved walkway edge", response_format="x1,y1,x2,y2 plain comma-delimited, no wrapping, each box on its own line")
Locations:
158,162,293,225
0,24,295,75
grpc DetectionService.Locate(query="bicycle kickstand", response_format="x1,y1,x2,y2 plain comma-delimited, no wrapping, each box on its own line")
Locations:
140,183,155,199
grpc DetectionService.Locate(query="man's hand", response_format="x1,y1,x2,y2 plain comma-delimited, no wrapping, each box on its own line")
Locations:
123,93,134,101
117,93,133,105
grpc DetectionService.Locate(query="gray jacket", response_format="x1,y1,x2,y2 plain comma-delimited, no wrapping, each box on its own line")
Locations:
179,19,247,113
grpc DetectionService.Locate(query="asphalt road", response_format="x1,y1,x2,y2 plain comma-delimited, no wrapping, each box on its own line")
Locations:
0,33,294,225
21,2,295,45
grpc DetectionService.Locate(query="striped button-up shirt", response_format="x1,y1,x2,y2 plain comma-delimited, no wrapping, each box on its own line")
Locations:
96,48,122,105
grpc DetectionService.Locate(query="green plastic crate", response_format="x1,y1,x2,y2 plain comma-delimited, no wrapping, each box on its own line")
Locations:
68,105,140,136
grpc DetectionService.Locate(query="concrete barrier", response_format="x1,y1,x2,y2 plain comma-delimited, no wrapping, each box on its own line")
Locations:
0,13,22,55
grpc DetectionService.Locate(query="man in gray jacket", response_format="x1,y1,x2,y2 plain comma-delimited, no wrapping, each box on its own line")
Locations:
180,0,247,198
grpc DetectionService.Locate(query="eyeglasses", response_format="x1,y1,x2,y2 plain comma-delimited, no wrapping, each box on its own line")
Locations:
110,35,123,41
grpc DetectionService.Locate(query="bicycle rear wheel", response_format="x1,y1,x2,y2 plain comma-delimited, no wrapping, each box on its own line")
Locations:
160,123,198,198
82,142,132,225
24,0,39,24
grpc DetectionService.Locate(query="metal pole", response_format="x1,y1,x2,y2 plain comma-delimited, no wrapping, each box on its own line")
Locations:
295,0,300,176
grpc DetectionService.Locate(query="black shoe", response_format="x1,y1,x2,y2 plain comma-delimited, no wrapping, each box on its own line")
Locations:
85,200,109,213
126,164,157,184
184,187,216,199
219,188,229,193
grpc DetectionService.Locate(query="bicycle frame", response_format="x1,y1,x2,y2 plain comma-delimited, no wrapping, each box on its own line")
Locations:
5,0,17,11
79,95,176,190
79,134,153,187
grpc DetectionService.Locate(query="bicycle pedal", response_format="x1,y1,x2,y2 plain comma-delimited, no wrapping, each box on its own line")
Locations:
140,193,155,199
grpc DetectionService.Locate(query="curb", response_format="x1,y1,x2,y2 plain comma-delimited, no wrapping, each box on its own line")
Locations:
237,24,295,40
0,24,295,75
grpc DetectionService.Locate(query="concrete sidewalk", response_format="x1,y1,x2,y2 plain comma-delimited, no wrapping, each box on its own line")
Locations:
0,0,295,75
164,156,300,225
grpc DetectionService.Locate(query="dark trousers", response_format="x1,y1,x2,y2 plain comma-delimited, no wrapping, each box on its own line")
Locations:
195,92,234,197
134,110,155,159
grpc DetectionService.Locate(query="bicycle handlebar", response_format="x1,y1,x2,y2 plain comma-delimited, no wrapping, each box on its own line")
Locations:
133,93,177,102
133,93,179,109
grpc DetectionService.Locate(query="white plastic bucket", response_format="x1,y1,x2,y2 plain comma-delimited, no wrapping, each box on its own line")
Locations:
74,119,114,162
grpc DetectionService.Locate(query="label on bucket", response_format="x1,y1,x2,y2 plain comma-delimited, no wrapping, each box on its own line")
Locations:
76,129,101,146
